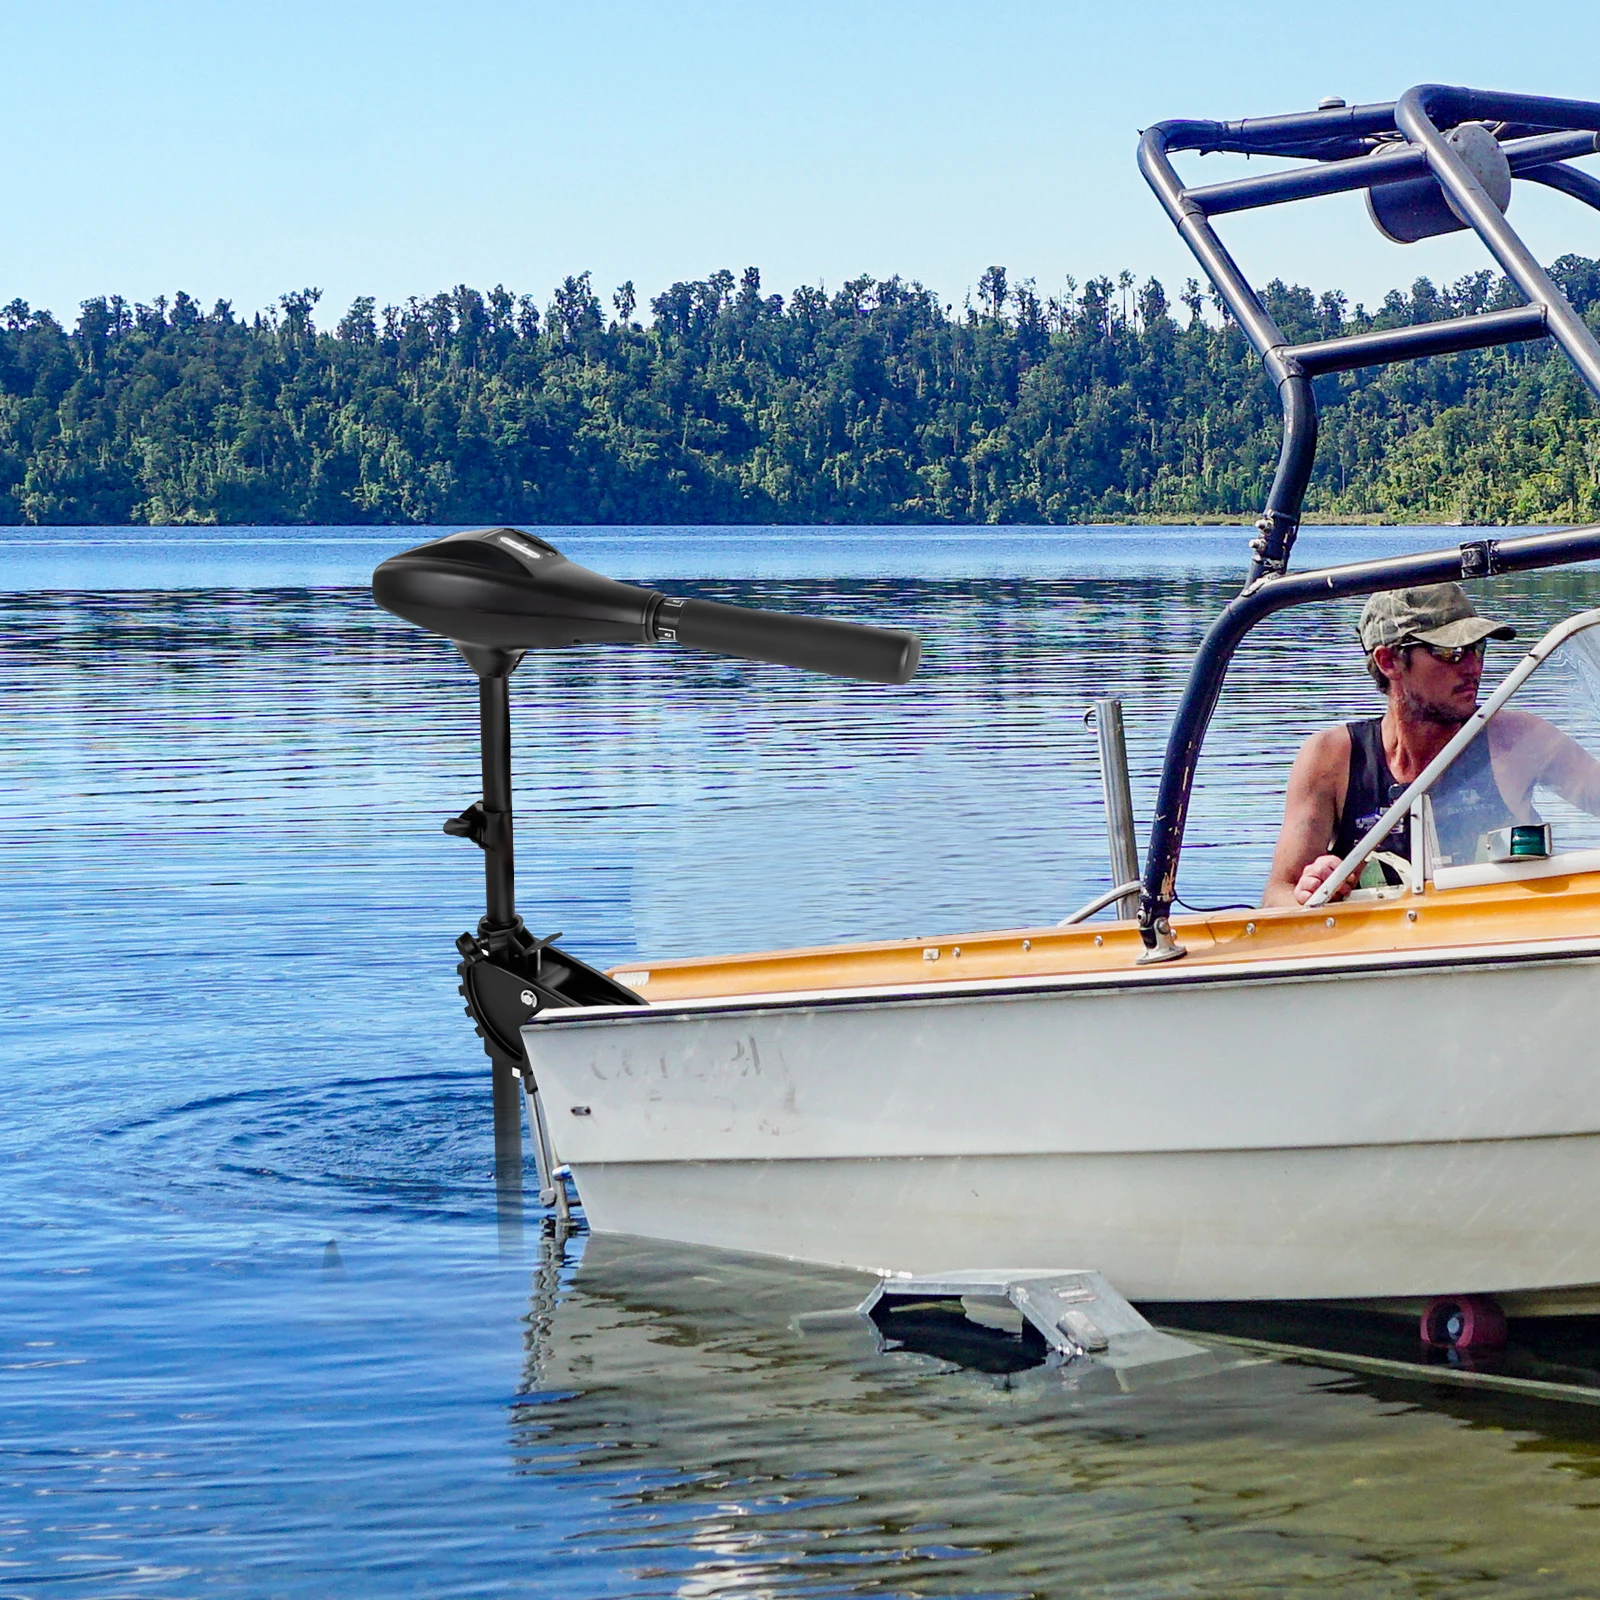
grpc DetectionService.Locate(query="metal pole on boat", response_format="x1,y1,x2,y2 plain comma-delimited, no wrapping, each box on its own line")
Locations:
478,670,529,1213
1089,699,1141,920
463,648,521,944
455,645,529,1219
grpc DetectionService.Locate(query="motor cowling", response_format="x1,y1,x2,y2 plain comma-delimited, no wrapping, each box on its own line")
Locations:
372,527,921,684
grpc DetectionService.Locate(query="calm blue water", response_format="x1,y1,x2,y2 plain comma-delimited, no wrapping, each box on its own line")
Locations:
7,523,1600,1597
0,523,1513,591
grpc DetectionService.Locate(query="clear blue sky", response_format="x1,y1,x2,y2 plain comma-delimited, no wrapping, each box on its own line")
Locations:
6,0,1600,332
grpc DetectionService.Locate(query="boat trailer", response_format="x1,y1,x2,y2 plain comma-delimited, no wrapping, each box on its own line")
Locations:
860,1269,1206,1377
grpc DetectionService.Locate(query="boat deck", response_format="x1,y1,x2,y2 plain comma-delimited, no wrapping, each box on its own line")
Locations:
607,868,1600,1003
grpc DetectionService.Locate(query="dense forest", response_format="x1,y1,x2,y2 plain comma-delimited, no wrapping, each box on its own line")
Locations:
2,258,1599,527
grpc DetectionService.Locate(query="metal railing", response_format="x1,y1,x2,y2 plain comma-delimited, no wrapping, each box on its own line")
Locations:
1132,85,1600,959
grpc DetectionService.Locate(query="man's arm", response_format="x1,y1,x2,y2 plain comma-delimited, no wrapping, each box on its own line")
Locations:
1490,709,1600,815
1262,727,1350,907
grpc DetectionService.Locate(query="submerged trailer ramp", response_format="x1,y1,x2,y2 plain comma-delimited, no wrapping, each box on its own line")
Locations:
860,1269,1207,1381
859,1269,1600,1408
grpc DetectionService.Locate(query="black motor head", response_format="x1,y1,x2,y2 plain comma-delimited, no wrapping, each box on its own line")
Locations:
373,526,921,685
372,527,663,651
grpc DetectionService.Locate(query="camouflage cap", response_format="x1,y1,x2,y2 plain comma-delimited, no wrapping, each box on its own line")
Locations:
1358,583,1516,653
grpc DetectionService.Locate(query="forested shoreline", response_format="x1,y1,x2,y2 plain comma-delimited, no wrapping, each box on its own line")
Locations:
3,259,1599,528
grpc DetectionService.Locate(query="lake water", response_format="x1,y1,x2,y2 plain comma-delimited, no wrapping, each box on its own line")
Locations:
7,522,1600,1597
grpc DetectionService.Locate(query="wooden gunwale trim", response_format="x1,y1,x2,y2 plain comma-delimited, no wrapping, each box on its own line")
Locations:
539,932,1600,1031
599,870,1600,1007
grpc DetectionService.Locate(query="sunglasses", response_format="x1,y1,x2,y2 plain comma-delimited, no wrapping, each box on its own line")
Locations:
1410,640,1487,665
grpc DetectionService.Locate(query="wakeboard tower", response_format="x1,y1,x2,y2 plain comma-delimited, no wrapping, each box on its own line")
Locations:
1133,82,1600,958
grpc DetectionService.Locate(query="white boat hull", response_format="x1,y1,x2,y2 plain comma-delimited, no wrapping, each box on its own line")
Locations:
523,942,1600,1305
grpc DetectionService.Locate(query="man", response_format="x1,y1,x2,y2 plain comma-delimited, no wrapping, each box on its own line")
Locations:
1263,583,1600,907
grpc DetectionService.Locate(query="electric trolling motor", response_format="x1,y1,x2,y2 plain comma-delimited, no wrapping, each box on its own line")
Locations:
371,527,921,1199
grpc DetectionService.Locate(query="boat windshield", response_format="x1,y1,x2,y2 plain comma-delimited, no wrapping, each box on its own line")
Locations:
1311,608,1600,902
1477,617,1600,857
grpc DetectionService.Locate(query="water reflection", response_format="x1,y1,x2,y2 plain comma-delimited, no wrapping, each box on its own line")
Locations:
518,1234,1600,1598
494,1059,526,1254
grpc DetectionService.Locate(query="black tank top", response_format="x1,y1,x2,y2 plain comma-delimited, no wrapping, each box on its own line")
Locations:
1331,717,1524,867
